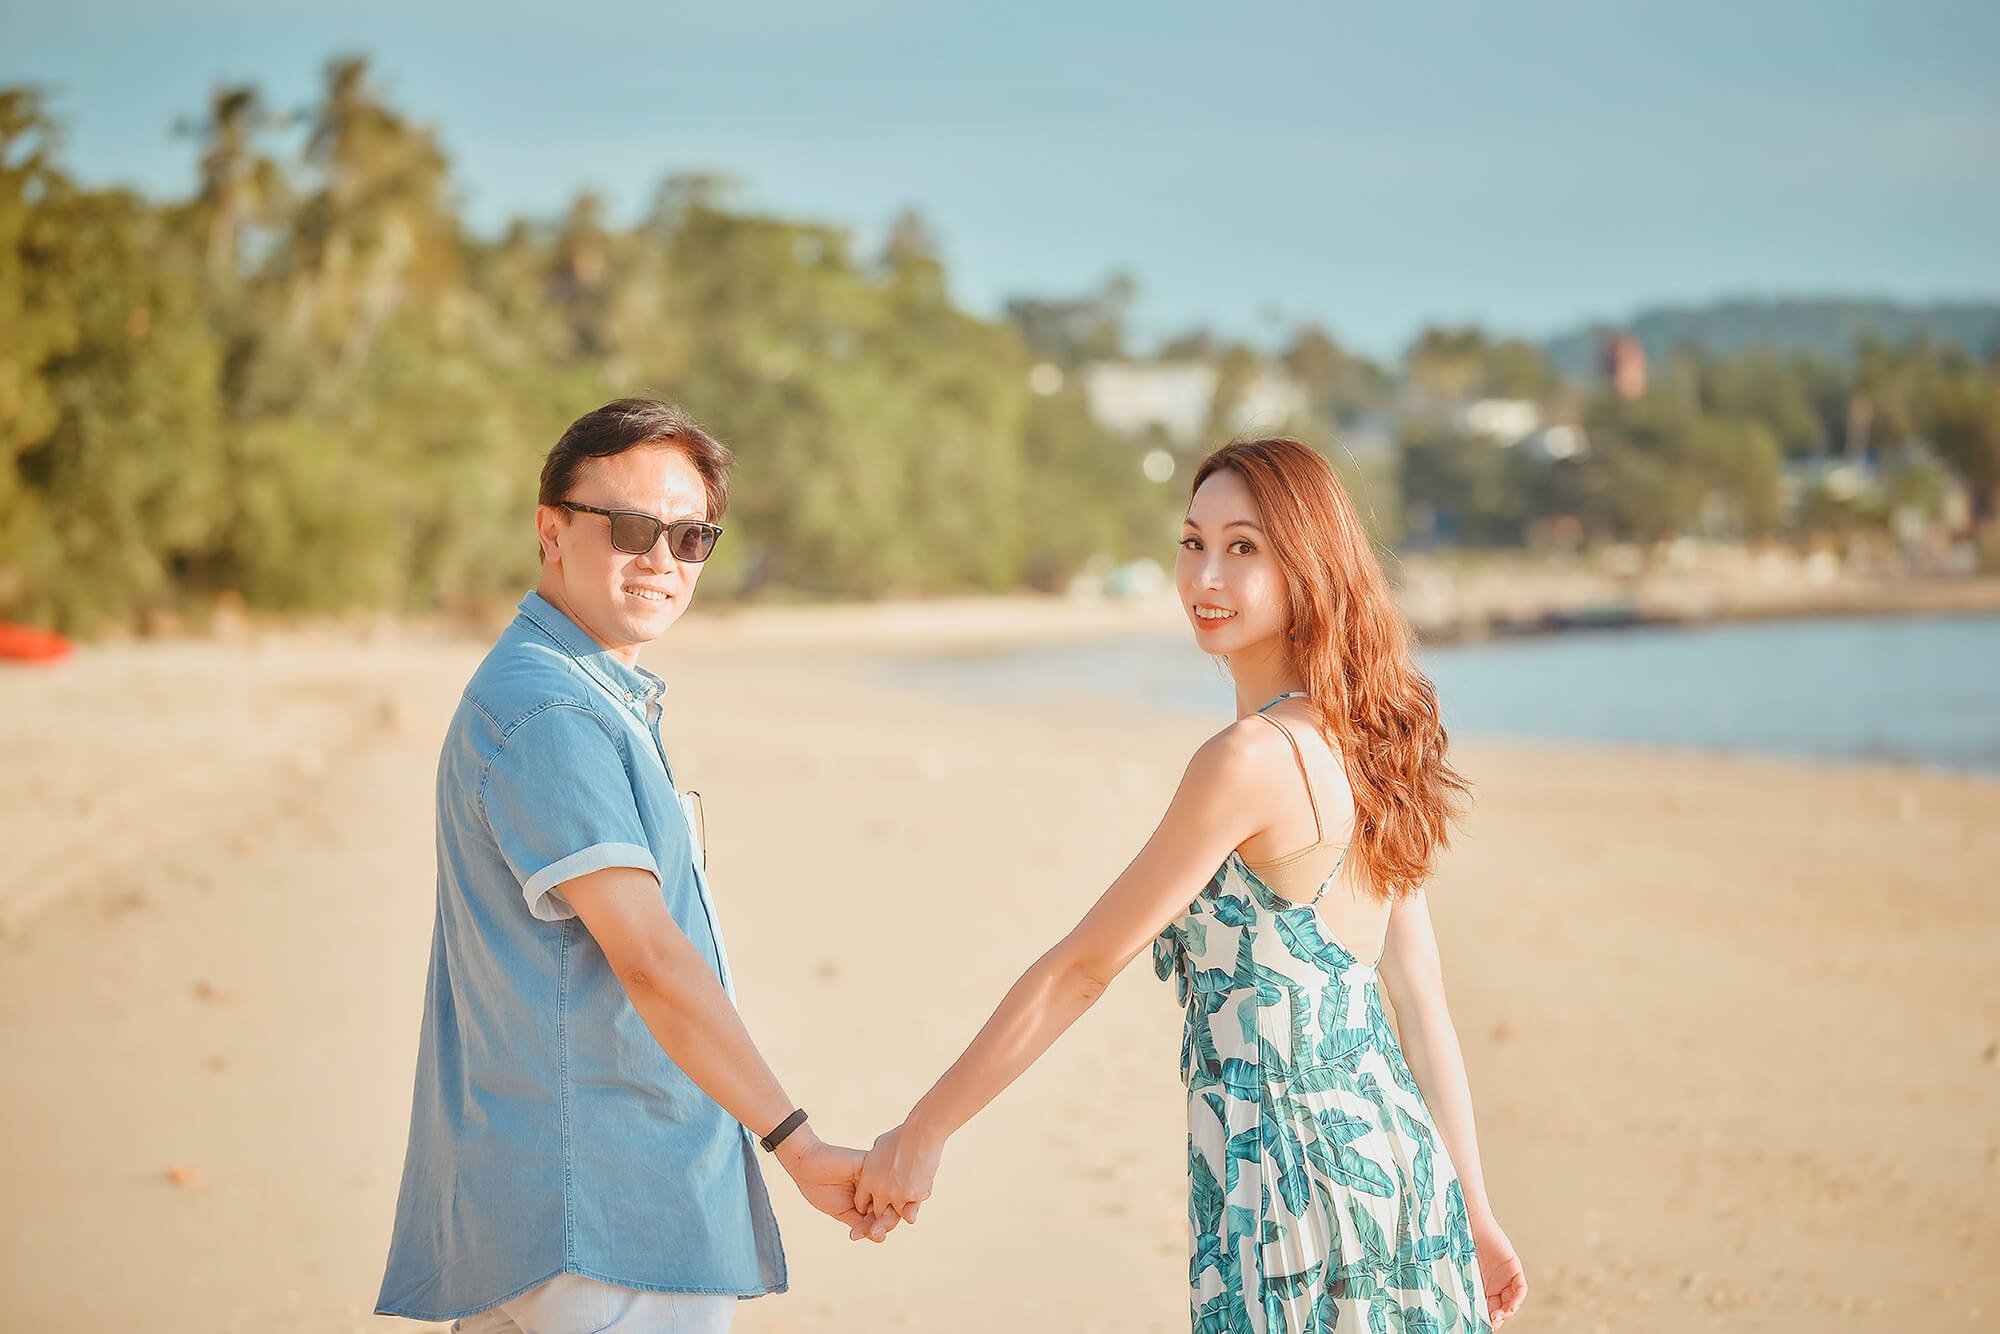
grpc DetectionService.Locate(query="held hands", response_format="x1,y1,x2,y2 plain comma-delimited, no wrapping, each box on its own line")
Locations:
772,1128,899,1243
1469,1210,1527,1327
852,1120,944,1228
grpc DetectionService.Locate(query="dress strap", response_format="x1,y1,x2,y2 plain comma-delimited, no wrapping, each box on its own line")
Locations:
1247,711,1325,846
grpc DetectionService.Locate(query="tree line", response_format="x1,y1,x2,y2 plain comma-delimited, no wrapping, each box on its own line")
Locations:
1004,280,2000,556
1388,326,2000,551
0,61,1172,633
4,58,1997,634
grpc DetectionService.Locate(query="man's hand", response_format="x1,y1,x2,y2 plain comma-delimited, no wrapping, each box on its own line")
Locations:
774,1129,898,1243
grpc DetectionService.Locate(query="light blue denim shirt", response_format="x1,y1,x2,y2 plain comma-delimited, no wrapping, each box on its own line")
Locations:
376,592,786,1322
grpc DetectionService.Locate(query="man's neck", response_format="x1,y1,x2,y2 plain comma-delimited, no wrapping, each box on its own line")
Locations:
533,579,643,667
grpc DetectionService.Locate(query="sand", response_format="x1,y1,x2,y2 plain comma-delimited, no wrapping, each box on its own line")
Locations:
1,601,1995,1333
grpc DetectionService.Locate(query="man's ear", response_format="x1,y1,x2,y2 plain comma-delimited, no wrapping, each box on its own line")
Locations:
535,505,563,564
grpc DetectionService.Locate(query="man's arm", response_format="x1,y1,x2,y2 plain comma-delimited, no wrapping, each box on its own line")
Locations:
562,864,892,1242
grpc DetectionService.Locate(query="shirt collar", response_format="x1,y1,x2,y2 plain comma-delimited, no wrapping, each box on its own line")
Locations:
516,590,668,712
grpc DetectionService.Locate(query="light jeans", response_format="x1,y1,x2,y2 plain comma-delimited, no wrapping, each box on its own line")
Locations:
451,1274,735,1334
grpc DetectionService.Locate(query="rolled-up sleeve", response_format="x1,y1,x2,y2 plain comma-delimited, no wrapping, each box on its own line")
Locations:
480,703,660,922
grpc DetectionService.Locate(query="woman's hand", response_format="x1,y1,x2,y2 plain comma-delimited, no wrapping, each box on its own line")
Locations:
1470,1211,1527,1327
773,1130,897,1242
853,1120,944,1225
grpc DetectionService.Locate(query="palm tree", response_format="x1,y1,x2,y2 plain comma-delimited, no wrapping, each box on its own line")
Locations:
176,85,290,281
287,57,455,373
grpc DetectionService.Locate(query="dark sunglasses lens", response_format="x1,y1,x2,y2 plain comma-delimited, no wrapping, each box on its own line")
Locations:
668,522,718,562
608,512,663,554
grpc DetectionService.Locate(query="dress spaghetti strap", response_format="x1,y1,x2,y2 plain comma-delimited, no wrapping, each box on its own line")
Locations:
1242,690,1350,904
1248,711,1325,846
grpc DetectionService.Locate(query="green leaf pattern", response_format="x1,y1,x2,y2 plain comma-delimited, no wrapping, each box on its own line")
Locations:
1161,852,1490,1333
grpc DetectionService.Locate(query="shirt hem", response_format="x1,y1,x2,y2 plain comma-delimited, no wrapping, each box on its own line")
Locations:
375,1264,785,1323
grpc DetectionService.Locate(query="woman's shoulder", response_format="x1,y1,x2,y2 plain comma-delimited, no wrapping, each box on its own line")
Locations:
1203,704,1355,804
1186,713,1298,790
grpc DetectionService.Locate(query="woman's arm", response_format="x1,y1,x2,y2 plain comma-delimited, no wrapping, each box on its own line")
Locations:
852,725,1277,1220
1378,890,1527,1325
1377,892,1493,1218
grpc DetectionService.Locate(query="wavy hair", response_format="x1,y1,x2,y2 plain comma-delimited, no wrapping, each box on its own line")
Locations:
1192,438,1469,901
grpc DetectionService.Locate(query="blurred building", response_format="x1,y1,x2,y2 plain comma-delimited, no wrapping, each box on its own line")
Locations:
1333,412,1401,466
1227,371,1311,435
1080,361,1219,445
1780,456,1878,516
1451,397,1543,446
1602,334,1648,399
1518,424,1589,460
1081,359,1315,446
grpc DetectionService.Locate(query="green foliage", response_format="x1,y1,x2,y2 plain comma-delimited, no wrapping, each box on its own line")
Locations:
1580,397,1782,542
1003,271,1135,369
0,64,1168,631
1927,370,2000,524
1406,326,1548,401
1692,347,1830,456
1399,424,1536,547
1,93,229,630
1283,324,1392,420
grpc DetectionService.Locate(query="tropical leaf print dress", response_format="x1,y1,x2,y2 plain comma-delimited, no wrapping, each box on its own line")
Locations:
1154,832,1490,1332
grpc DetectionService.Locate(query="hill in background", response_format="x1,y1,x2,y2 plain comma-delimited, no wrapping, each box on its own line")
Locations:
1542,298,2000,377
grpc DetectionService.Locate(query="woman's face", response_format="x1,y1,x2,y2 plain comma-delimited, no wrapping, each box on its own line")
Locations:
1175,468,1292,656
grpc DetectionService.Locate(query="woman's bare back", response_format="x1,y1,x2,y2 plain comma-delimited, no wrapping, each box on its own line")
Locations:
1231,694,1392,964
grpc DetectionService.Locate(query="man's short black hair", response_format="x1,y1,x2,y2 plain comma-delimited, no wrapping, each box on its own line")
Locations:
539,397,734,522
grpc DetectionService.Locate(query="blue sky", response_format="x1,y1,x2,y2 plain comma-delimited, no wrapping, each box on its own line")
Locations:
9,0,1998,356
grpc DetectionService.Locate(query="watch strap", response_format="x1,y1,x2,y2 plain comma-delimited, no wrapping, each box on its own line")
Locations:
760,1107,809,1153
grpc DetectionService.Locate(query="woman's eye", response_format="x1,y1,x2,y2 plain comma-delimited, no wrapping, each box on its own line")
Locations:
1179,537,1202,551
1230,541,1256,555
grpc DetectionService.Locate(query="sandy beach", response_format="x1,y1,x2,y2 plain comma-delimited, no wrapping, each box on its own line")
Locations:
1,602,1995,1333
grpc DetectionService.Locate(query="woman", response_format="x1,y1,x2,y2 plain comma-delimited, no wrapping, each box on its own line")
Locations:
856,438,1527,1331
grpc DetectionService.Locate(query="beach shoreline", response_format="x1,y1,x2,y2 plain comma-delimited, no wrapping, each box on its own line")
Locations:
19,562,2000,662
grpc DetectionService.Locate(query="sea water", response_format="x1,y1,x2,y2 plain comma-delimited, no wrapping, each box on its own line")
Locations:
895,611,2000,774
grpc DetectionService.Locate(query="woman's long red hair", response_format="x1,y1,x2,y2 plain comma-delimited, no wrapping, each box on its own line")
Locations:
1193,438,1469,902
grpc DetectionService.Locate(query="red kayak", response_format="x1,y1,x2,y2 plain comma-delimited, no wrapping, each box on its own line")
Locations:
0,622,72,663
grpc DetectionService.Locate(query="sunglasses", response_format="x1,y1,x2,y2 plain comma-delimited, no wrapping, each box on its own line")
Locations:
560,502,723,562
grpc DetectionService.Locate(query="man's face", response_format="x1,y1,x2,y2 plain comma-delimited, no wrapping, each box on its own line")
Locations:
535,445,711,662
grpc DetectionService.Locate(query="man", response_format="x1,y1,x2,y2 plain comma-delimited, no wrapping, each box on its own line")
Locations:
377,398,889,1334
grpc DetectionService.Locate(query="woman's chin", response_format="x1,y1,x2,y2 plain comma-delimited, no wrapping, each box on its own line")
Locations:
1188,618,1282,658
1187,618,1245,652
